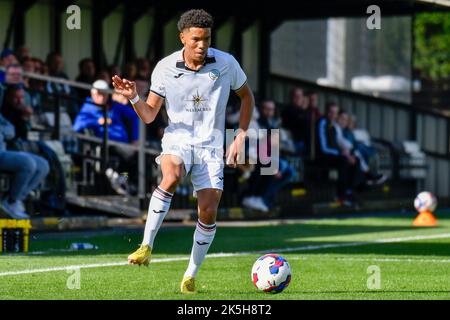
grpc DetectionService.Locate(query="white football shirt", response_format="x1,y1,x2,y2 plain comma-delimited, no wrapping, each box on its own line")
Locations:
150,47,247,148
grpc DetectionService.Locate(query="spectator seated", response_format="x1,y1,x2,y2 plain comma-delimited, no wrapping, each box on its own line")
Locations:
281,88,321,159
73,80,139,195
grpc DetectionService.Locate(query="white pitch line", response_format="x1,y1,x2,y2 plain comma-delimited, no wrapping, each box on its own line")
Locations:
206,233,450,256
0,257,190,277
1,232,450,277
29,249,76,255
0,262,127,276
288,256,450,264
335,257,450,264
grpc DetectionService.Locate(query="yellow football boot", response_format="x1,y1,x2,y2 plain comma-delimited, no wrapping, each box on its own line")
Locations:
127,244,151,266
180,276,197,294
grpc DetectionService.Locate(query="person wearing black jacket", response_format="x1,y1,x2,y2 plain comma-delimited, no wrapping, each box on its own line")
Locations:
316,102,361,206
282,87,321,157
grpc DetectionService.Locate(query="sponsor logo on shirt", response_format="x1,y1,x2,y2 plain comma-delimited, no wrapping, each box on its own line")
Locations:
184,89,211,112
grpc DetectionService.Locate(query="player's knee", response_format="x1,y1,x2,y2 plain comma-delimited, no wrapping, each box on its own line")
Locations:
161,173,183,189
198,205,217,222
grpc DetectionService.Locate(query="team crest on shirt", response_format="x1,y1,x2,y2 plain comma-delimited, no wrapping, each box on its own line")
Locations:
209,69,220,81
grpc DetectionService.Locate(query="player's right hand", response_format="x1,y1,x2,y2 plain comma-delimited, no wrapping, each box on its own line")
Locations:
112,75,137,100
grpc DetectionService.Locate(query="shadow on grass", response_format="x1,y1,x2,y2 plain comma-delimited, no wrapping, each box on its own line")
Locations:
22,222,450,258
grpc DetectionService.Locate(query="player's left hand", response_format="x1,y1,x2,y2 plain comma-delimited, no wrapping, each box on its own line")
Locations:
226,132,246,168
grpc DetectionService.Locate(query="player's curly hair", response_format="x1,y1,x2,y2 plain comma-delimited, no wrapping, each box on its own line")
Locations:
177,9,214,32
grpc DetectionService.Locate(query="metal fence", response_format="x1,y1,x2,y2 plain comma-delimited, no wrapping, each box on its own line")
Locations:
268,74,450,198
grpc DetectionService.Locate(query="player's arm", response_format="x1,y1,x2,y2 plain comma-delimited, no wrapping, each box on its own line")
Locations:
235,83,255,136
133,92,164,124
112,75,163,124
226,83,255,167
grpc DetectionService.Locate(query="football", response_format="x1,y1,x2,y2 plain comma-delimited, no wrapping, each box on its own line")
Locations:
414,191,437,212
251,254,292,293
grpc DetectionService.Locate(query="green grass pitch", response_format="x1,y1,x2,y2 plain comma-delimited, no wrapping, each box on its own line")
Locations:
1,211,450,300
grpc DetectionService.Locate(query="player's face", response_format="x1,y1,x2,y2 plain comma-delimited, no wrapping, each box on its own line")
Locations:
180,27,211,63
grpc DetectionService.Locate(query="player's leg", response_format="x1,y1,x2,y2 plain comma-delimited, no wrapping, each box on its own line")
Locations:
188,188,221,271
181,188,222,293
142,154,185,244
128,154,185,265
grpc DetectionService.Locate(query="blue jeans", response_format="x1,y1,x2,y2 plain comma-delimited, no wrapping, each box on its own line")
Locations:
0,151,50,201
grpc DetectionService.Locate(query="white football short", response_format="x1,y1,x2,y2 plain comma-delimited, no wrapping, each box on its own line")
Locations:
155,141,224,195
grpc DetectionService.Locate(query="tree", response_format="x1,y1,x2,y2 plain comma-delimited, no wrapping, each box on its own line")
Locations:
414,12,450,80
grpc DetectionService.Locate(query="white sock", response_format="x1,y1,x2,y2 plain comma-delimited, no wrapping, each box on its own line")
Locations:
142,186,173,247
184,220,217,278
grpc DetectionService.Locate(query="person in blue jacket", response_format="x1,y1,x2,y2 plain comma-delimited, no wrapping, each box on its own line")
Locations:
73,80,139,194
73,80,139,144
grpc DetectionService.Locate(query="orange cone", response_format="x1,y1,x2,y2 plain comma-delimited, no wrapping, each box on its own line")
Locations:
413,210,437,227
